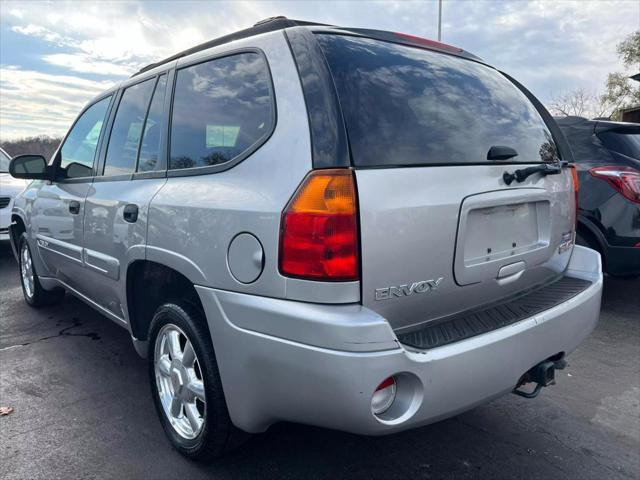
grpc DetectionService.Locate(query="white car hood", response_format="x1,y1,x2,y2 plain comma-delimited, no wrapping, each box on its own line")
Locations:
0,173,28,197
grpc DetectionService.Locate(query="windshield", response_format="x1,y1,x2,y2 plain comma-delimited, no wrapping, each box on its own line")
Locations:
598,131,640,160
0,149,10,172
316,34,558,167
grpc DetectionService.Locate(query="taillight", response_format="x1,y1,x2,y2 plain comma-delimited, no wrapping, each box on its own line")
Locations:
570,165,579,227
279,169,359,281
589,166,640,204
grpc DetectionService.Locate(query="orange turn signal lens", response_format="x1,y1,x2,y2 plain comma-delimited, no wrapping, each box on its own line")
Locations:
279,169,359,281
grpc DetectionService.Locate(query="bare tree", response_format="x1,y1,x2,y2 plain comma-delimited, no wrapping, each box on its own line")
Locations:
548,88,609,119
0,135,63,160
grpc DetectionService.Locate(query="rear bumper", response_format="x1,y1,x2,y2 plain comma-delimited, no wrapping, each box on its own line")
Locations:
196,246,602,435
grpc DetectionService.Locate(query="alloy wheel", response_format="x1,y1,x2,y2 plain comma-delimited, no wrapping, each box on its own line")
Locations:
20,242,34,299
154,324,206,440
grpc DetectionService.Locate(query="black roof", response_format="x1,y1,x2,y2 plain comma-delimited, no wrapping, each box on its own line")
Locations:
554,116,639,163
555,116,640,133
133,16,480,77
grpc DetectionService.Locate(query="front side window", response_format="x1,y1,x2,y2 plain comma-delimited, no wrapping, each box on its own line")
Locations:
103,78,156,176
59,96,111,178
169,52,273,170
316,34,557,167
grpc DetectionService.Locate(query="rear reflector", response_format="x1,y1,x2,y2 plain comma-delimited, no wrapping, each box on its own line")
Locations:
372,376,397,415
589,166,640,204
279,169,359,281
394,32,463,52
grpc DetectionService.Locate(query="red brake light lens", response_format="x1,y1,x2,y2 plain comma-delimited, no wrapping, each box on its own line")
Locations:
394,32,463,52
589,166,640,204
279,169,359,281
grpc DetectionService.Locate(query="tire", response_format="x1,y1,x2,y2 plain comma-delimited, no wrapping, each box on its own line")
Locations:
18,233,65,307
575,230,607,273
147,301,246,460
575,231,596,250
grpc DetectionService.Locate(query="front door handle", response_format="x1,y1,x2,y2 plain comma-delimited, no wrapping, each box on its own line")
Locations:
68,200,80,215
123,204,139,223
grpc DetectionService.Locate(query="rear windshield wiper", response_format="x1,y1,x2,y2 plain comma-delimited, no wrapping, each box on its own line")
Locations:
503,163,562,185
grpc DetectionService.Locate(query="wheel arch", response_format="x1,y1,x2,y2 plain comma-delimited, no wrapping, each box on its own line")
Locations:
125,258,207,345
576,215,606,252
9,213,27,260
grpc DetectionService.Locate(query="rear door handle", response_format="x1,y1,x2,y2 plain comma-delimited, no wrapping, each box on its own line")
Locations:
68,200,80,215
123,204,139,223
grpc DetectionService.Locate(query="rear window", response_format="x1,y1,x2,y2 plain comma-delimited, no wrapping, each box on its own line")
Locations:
316,34,557,167
597,131,640,160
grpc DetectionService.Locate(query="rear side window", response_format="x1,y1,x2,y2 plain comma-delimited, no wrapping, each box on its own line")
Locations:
103,78,155,176
597,131,640,160
316,34,557,167
138,74,168,172
169,52,273,170
60,96,111,178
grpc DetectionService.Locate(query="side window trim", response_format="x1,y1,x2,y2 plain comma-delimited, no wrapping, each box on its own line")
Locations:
95,88,126,181
92,66,175,183
132,67,175,179
167,47,277,178
54,93,115,184
134,76,160,172
97,75,157,180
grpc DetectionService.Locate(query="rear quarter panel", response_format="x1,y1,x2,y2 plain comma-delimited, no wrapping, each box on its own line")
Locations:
147,32,326,300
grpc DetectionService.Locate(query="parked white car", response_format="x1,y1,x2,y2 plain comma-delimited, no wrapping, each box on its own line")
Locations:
0,148,28,240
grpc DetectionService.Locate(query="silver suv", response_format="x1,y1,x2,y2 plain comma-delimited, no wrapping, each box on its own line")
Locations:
9,18,603,460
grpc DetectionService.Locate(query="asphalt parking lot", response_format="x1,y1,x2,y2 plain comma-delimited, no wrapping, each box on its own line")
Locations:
0,241,638,480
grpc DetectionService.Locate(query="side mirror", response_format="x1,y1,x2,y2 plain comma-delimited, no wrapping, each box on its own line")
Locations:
9,154,51,180
65,162,93,178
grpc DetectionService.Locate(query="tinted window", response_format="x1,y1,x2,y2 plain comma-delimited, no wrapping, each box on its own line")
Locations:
169,52,273,170
138,74,168,172
104,78,155,176
316,34,557,167
598,131,640,160
60,96,111,178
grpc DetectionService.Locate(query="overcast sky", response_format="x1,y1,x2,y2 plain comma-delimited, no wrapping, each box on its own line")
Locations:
0,0,638,140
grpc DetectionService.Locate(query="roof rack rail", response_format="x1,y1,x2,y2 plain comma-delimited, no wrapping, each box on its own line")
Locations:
132,16,327,77
132,17,479,78
253,16,288,27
